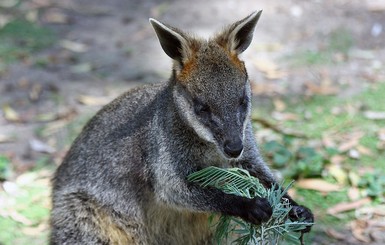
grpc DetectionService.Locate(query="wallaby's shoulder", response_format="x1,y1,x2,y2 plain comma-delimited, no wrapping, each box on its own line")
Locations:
83,82,168,130
100,81,168,117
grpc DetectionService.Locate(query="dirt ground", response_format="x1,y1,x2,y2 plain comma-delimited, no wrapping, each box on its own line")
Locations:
0,0,384,244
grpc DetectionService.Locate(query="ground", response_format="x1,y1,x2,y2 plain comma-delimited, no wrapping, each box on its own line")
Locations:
0,0,384,244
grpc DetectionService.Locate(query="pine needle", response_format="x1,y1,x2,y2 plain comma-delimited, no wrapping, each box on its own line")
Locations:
188,166,313,244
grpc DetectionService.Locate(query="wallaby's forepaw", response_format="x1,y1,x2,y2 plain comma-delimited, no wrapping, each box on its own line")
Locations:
289,205,314,233
241,197,272,225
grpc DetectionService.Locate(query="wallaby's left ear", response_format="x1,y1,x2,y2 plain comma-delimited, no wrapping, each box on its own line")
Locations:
149,18,194,66
216,10,262,54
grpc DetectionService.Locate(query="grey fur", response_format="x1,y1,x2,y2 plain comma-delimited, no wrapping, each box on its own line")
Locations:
50,11,312,245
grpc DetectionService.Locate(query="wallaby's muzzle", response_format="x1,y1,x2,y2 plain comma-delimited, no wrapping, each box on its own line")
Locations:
224,138,243,158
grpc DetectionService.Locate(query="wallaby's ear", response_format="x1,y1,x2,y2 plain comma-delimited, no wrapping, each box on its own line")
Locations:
216,10,262,54
149,18,189,64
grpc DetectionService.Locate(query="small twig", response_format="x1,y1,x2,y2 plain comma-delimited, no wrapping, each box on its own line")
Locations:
251,116,308,138
299,231,305,245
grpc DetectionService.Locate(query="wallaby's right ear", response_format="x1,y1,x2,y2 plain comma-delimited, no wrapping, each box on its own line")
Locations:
216,11,262,54
149,18,190,65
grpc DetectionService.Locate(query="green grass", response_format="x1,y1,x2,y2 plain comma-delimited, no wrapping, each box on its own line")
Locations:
281,188,352,245
0,170,51,245
252,81,385,243
287,50,332,66
0,19,55,62
286,27,354,66
282,83,385,168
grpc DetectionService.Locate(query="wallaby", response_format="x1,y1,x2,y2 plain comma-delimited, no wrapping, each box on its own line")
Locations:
50,11,314,245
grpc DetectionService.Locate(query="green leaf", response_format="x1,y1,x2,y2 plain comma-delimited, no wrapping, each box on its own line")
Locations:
0,155,12,181
188,167,313,244
273,152,291,167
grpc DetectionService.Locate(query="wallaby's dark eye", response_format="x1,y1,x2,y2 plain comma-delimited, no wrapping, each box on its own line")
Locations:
195,104,210,115
240,96,249,107
193,99,211,117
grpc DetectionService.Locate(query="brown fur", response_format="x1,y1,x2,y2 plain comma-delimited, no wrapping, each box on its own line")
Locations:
229,51,246,73
177,57,197,82
94,208,136,245
177,44,245,82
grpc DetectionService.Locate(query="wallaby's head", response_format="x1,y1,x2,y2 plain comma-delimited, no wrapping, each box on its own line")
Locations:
150,11,261,159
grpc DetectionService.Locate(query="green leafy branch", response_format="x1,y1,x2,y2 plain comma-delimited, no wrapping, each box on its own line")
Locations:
188,166,313,245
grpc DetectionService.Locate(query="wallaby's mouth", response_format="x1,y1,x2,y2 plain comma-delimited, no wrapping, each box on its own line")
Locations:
223,140,244,158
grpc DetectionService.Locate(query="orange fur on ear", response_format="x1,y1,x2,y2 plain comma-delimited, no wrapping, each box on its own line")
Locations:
177,57,197,82
230,52,246,73
215,39,246,74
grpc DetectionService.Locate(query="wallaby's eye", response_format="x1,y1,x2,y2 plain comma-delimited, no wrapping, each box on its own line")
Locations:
193,99,211,117
239,96,249,108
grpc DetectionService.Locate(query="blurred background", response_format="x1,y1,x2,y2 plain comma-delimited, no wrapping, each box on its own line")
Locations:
0,0,384,244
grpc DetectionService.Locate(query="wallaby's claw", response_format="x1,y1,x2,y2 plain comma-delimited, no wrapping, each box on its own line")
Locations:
241,197,272,225
289,205,314,233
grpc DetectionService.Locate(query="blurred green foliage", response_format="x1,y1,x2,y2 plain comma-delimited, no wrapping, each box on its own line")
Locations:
0,19,55,62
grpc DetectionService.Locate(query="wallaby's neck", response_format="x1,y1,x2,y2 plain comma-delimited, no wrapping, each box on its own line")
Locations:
158,79,206,147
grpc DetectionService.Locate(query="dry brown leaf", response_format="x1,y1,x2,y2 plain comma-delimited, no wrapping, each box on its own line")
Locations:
327,197,371,215
348,187,361,201
328,165,348,185
377,141,385,150
252,116,307,138
378,128,385,141
35,112,60,122
305,80,339,95
2,104,21,122
42,9,70,24
273,99,286,112
29,138,55,154
250,82,286,95
287,188,297,199
29,83,42,101
368,220,385,227
338,138,359,152
356,145,372,156
8,211,34,225
22,222,48,236
371,205,385,216
57,108,78,121
271,111,299,121
253,59,287,80
338,132,364,152
77,95,111,106
325,228,347,240
296,178,342,192
330,155,346,165
364,111,385,120
60,40,88,53
357,205,385,218
322,134,336,148
35,108,77,123
349,171,361,187
41,120,69,137
351,219,371,243
0,134,14,143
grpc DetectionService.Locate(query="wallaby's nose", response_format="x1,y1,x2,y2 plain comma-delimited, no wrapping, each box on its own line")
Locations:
224,139,243,158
